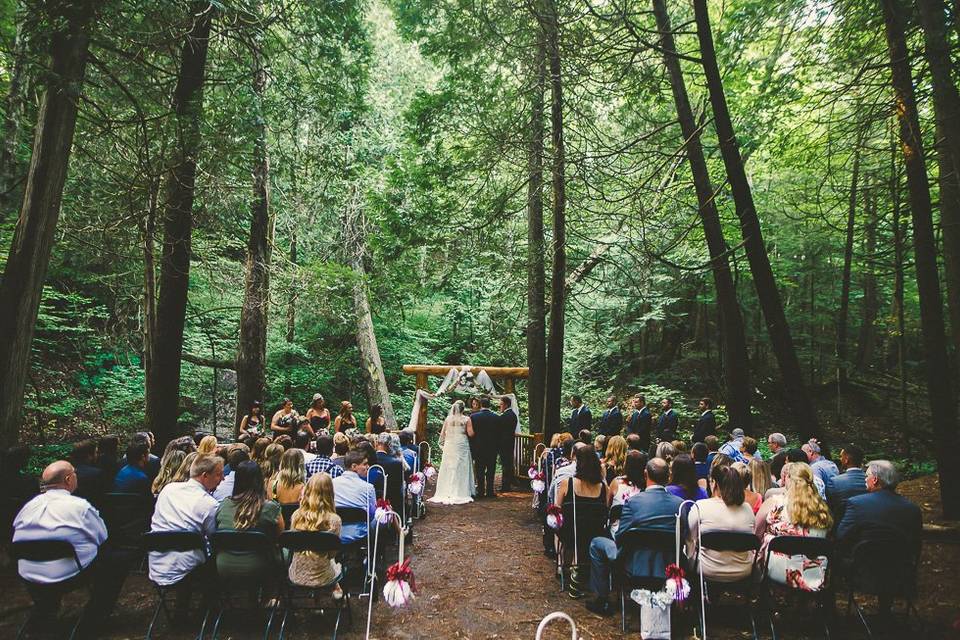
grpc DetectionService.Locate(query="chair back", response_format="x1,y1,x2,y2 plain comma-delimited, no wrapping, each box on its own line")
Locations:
336,507,369,525
280,503,299,530
211,530,274,554
767,534,833,559
11,539,82,571
142,531,205,553
278,530,341,554
849,537,918,597
608,504,624,528
614,527,676,587
700,530,760,553
100,492,155,543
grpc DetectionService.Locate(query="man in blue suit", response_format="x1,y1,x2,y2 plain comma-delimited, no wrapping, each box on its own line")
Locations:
586,457,682,616
655,397,678,442
825,444,867,525
568,395,592,436
597,396,623,437
691,397,717,443
470,397,501,498
626,395,652,451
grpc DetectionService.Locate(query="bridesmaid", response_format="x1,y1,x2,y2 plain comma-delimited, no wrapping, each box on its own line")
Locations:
238,400,266,441
271,398,299,437
306,394,331,433
333,401,357,433
366,404,386,435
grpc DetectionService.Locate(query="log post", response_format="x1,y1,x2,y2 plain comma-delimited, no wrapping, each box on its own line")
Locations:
416,372,429,442
504,378,515,394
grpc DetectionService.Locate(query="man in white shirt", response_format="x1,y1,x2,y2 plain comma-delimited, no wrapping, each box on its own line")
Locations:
148,455,222,590
13,460,131,634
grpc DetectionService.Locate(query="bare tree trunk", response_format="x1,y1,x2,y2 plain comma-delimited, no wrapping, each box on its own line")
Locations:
693,0,821,444
652,0,753,431
526,26,547,437
0,0,30,222
141,174,160,389
0,0,95,444
542,0,566,440
236,17,273,433
837,129,864,403
145,3,213,448
343,186,397,429
891,130,909,452
854,187,879,371
881,0,959,517
284,228,296,396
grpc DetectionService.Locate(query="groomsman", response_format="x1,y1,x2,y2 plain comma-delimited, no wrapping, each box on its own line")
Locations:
597,396,623,437
568,395,592,435
626,395,652,451
497,397,518,492
655,398,678,441
692,397,717,444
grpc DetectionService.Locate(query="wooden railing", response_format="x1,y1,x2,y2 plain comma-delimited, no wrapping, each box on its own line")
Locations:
513,433,541,481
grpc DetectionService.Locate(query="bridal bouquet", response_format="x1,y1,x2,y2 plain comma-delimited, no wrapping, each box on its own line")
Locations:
383,558,417,608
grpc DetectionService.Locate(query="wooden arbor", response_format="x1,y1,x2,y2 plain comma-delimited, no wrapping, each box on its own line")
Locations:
401,364,529,442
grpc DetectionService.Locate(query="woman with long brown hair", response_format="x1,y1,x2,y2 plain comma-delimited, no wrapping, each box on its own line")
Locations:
333,401,357,433
289,473,343,598
365,404,386,435
601,435,627,485
152,449,186,496
687,465,755,582
215,461,283,578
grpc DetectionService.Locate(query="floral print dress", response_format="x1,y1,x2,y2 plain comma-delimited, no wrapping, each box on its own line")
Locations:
758,495,829,591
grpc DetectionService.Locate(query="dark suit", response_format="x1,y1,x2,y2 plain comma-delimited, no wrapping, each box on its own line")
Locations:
371,451,406,509
627,407,652,450
837,489,922,555
568,404,592,435
74,463,105,503
589,486,683,598
656,408,678,440
826,468,867,525
692,410,716,443
497,410,518,491
598,406,623,437
470,408,501,496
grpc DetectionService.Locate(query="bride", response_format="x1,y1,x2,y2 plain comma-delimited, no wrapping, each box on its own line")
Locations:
428,400,476,505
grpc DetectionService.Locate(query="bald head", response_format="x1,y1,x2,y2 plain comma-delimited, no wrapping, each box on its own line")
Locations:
41,461,76,493
645,457,669,487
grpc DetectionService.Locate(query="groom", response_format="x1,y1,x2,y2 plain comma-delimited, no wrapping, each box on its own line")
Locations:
470,396,500,498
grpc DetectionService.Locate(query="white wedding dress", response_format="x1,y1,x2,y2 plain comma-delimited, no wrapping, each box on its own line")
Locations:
428,411,475,505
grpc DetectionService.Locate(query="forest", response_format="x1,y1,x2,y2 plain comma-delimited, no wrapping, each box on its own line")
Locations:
0,0,958,518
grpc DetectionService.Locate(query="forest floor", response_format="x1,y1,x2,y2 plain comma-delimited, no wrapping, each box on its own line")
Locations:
0,477,957,639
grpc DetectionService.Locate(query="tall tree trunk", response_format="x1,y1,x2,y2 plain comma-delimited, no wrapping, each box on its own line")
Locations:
343,186,397,429
882,0,959,517
837,130,864,399
0,0,30,222
854,187,879,371
692,0,821,444
235,19,273,433
284,228,297,396
145,3,213,448
526,27,547,437
917,0,960,361
0,0,95,444
652,0,753,432
141,174,160,390
542,0,566,440
891,130,909,452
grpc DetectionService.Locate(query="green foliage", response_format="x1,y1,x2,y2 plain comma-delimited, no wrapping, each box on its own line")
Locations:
24,444,72,478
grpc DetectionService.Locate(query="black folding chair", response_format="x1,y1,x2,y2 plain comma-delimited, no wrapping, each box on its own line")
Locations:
607,504,624,531
10,539,87,640
844,537,920,638
141,531,210,640
555,499,608,594
280,503,299,530
761,535,835,640
209,530,283,640
695,530,760,640
99,492,155,549
334,507,373,598
277,531,352,640
612,528,677,632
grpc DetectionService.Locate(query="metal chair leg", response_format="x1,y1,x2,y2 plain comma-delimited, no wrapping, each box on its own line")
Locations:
146,597,164,639
620,589,626,632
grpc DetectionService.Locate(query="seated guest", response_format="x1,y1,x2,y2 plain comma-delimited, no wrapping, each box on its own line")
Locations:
837,459,921,558
70,439,105,502
275,435,295,450
197,435,218,456
370,432,406,509
117,432,160,479
294,431,317,463
756,462,832,591
271,448,306,504
306,434,344,480
163,435,197,456
719,428,746,463
153,449,187,497
13,461,131,635
732,461,763,513
593,435,607,459
547,438,581,504
826,444,867,525
601,435,626,485
170,451,199,484
97,435,121,481
260,443,284,491
577,429,593,447
803,439,839,488
687,465,755,582
654,441,677,464
399,429,419,471
331,432,351,468
704,435,720,467
740,436,760,462
767,433,788,479
748,459,774,501
586,458,682,616
113,440,152,494
213,447,250,503
289,473,344,599
667,454,708,501
251,437,272,466
691,442,710,484
332,450,377,543
215,461,283,580
625,433,644,452
607,450,646,535
148,455,222,590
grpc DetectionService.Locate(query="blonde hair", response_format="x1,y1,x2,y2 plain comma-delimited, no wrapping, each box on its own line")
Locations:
785,463,833,529
655,441,677,462
292,473,338,532
197,435,218,455
260,443,284,479
604,436,627,477
171,451,199,483
549,433,562,448
152,449,186,495
749,458,773,495
277,448,305,491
